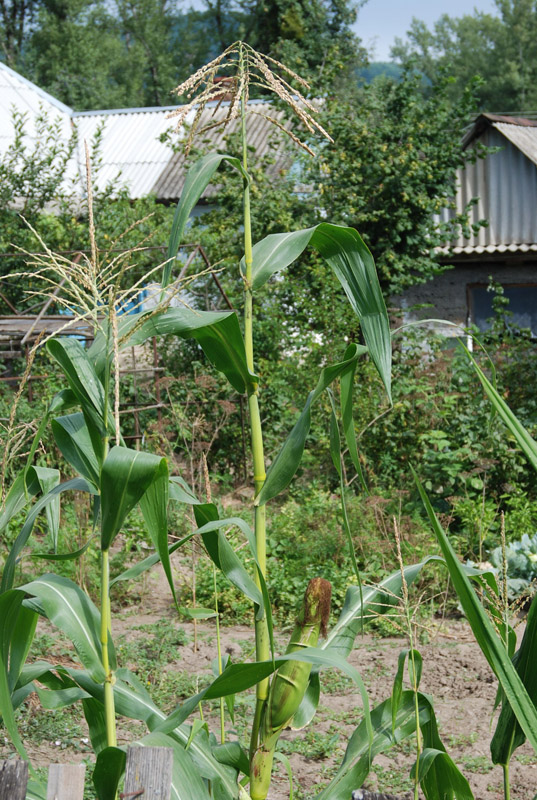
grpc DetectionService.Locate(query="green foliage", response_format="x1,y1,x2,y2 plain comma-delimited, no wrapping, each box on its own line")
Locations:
306,68,484,294
392,0,537,111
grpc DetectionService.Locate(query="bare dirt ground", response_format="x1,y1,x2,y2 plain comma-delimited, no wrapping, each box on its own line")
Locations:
4,562,537,799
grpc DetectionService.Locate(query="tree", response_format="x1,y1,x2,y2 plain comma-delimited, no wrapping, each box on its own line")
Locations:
392,0,537,111
0,0,36,67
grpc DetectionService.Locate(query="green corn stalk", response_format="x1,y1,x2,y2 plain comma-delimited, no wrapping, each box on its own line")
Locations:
250,578,332,800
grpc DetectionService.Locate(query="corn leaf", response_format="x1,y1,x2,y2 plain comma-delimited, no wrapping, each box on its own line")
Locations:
249,224,391,401
0,590,36,763
491,592,537,765
100,446,166,551
21,574,113,682
165,152,248,287
93,746,126,800
415,471,537,754
47,338,105,419
1,477,93,593
91,309,255,395
315,691,427,799
70,667,240,799
139,458,177,607
138,732,213,800
257,344,367,506
340,344,368,491
52,413,101,488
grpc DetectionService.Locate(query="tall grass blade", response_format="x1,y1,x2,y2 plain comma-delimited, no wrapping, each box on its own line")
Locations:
139,458,177,606
52,413,102,488
415,471,537,754
93,746,126,800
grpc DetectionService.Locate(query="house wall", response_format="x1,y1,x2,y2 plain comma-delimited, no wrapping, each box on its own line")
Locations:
398,259,537,337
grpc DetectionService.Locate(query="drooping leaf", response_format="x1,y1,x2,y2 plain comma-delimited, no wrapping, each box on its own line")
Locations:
1,477,93,593
466,349,537,474
93,746,126,800
491,592,537,765
0,469,41,535
100,446,166,551
52,413,102,487
257,344,367,505
249,223,392,401
139,458,177,606
83,697,108,756
340,344,368,492
415,470,537,754
165,152,248,286
21,573,113,682
90,309,255,396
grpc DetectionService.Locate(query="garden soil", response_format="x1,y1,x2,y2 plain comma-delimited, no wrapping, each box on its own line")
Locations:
5,562,537,800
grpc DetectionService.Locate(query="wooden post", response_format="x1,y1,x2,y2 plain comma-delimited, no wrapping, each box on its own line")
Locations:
46,763,86,800
123,746,173,800
0,759,28,800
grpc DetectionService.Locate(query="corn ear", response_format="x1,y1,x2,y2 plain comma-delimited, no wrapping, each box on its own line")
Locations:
250,578,331,800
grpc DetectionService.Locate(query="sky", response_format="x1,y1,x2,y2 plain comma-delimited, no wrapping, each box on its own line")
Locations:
356,0,498,61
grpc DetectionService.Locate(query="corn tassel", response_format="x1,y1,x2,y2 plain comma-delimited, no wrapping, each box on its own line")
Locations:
250,578,332,800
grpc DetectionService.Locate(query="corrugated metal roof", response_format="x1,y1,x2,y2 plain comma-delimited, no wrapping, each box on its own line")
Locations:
0,60,72,152
73,109,177,198
0,62,290,202
153,104,290,199
441,118,537,255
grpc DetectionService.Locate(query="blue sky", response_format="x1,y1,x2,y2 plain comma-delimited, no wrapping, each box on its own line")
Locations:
355,0,498,61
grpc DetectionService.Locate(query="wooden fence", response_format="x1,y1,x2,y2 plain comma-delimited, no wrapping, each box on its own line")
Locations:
0,746,173,799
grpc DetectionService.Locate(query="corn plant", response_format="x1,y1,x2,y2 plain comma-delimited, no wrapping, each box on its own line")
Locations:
0,42,481,800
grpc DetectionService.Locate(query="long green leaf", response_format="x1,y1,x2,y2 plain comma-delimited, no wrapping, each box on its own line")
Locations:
165,152,248,286
69,667,239,798
32,467,61,551
90,309,255,396
47,338,105,418
466,350,537,473
52,413,102,487
139,458,177,606
491,592,537,765
415,471,537,754
100,446,166,551
21,574,113,682
340,344,368,492
0,470,40,534
0,590,36,763
93,746,126,800
1,477,93,593
257,344,367,505
249,223,391,401
315,691,426,799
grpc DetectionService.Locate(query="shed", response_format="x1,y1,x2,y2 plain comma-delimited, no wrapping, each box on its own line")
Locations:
0,61,290,203
401,113,537,339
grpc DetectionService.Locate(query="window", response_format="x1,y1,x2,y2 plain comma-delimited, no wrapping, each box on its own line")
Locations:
467,283,537,337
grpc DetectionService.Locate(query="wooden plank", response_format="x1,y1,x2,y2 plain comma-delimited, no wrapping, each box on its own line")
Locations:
0,759,28,800
46,763,86,800
123,746,173,800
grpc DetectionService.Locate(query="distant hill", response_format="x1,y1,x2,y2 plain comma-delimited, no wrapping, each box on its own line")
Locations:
358,62,402,82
